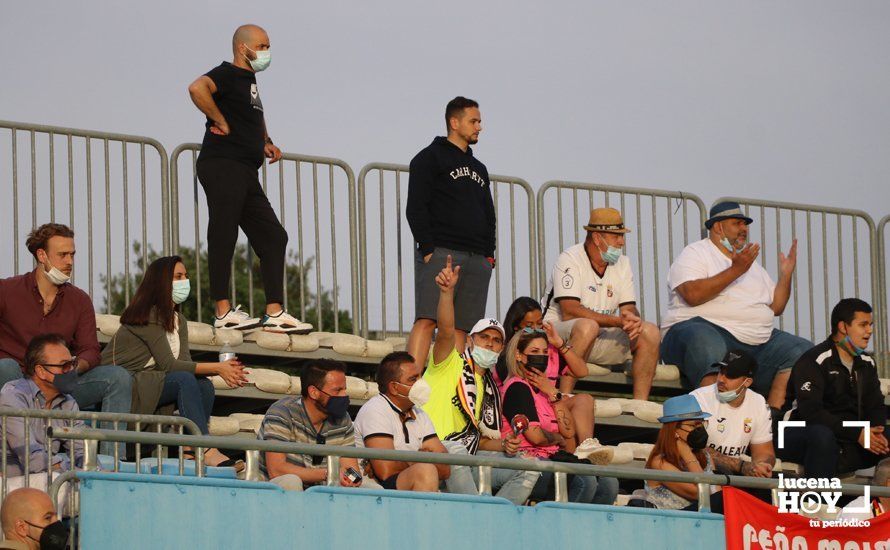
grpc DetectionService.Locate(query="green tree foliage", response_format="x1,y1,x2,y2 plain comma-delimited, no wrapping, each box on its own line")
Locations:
102,242,352,333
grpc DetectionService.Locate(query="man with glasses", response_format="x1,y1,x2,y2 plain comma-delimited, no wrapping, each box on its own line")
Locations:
421,256,539,503
0,334,84,476
257,359,377,491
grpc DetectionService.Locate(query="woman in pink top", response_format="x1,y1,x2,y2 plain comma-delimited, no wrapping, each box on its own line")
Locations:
500,330,618,504
499,297,598,450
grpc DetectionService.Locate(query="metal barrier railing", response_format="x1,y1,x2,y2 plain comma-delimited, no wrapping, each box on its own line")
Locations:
357,163,537,338
537,181,707,326
50,426,888,515
714,198,880,360
0,409,199,549
0,120,170,313
878,215,890,365
170,144,360,332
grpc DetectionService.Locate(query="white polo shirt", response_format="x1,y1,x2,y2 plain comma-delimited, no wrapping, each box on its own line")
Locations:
661,238,776,345
541,243,636,323
691,383,773,458
353,394,437,454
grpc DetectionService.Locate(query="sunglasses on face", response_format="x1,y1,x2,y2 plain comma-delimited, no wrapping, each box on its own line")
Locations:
40,357,78,373
520,327,546,336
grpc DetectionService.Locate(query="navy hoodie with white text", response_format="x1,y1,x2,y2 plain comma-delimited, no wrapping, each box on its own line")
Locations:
406,137,496,258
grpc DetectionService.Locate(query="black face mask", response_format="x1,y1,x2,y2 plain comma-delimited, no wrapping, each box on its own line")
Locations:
316,388,350,419
25,519,69,550
525,354,549,373
685,426,709,451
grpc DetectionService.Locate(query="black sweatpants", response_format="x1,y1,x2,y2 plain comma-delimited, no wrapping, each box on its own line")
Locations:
196,157,288,304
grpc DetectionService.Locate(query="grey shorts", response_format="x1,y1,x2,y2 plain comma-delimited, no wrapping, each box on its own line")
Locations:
414,247,493,332
551,319,633,366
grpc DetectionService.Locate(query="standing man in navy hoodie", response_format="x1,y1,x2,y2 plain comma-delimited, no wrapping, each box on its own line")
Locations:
406,97,496,369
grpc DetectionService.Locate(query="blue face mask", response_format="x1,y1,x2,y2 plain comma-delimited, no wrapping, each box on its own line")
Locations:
843,335,866,356
716,381,749,403
244,45,271,72
595,237,622,265
172,279,191,304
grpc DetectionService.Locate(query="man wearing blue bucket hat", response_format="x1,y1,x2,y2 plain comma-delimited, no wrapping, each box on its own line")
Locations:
660,201,811,414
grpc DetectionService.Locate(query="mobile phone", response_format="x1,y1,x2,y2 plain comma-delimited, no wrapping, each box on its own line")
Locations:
344,467,362,484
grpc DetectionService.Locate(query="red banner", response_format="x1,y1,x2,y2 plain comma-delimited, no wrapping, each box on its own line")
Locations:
723,486,890,550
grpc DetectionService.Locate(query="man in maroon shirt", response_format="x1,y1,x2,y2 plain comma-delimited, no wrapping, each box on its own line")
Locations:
0,224,131,435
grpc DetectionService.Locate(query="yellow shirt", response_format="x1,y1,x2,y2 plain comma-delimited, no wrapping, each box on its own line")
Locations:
422,348,482,440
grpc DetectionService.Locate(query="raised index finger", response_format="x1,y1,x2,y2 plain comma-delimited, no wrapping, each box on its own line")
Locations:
445,254,452,270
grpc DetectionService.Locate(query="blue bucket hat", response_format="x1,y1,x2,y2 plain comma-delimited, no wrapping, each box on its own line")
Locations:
657,394,712,424
705,201,754,230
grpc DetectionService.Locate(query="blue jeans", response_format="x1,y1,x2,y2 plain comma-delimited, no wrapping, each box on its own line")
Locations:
0,358,132,456
442,440,541,505
660,317,812,395
157,371,214,435
530,464,619,504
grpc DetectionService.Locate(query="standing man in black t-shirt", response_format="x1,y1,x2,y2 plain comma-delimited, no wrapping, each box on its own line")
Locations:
188,24,311,334
405,97,496,368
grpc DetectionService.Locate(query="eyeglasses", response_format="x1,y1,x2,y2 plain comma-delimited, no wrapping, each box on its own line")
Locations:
40,357,78,373
680,420,708,430
520,327,546,336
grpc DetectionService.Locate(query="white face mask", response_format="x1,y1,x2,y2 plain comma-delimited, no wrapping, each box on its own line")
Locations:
39,254,70,286
470,346,499,369
395,378,431,407
244,45,271,72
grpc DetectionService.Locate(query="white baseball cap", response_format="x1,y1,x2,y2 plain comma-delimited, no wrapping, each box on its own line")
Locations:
469,318,505,340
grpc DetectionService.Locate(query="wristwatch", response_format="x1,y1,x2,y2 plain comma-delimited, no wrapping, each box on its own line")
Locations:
550,391,563,403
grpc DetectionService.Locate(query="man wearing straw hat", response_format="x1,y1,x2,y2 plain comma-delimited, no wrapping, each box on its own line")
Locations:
660,201,810,413
541,208,660,400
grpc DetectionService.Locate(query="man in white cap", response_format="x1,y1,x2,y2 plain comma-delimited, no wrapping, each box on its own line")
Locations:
660,201,810,411
422,255,539,504
541,207,660,400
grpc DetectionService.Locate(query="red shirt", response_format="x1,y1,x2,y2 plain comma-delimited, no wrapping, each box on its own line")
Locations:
0,271,101,369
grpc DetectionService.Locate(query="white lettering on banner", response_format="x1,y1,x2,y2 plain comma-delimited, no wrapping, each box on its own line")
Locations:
742,523,882,550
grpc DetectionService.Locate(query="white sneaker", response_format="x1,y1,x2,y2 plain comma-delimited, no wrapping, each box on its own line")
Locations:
213,305,262,331
574,438,614,465
261,309,313,334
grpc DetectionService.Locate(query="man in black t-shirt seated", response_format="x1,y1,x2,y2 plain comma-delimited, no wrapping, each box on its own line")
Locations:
188,24,312,335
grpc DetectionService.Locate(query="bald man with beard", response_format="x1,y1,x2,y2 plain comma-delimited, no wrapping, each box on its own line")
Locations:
0,488,67,549
188,24,312,335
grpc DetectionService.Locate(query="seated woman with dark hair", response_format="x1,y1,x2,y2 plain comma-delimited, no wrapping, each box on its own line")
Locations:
641,394,723,512
500,329,618,504
102,256,248,467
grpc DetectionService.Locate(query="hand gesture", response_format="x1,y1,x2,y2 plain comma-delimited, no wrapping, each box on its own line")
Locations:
751,462,774,478
435,254,461,293
524,367,557,398
265,142,282,164
542,321,564,349
209,119,230,136
730,243,760,275
621,310,642,340
860,426,890,455
218,359,248,388
778,239,798,279
503,435,522,456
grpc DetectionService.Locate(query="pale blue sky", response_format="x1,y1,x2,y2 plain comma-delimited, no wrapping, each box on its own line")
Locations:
2,1,888,216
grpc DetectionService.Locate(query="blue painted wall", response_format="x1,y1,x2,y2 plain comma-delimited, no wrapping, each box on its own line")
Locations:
76,472,726,549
